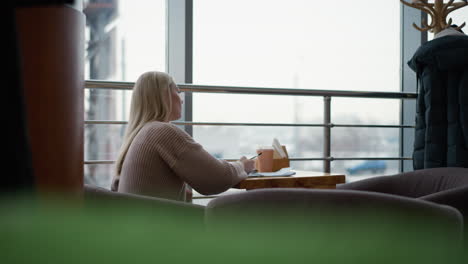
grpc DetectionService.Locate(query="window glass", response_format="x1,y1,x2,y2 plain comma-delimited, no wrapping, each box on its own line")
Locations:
84,0,166,188
194,0,400,91
328,123,401,183
84,0,166,81
332,98,400,125
85,164,115,189
193,94,323,123
193,126,323,160
332,160,400,183
193,0,401,175
84,124,126,161
84,89,132,121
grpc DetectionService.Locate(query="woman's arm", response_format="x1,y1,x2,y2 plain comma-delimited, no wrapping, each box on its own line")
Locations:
172,145,249,195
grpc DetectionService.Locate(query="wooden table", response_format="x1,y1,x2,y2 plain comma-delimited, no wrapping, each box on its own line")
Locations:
234,171,346,190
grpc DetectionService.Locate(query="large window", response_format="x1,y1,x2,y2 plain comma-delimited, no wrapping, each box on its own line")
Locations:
192,0,401,177
83,1,438,190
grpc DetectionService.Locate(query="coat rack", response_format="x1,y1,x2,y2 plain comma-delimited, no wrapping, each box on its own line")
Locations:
400,0,468,34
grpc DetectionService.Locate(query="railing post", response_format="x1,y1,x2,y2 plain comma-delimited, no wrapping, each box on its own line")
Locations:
323,96,331,173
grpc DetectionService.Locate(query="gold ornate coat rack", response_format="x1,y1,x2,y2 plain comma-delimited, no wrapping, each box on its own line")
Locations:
400,0,468,34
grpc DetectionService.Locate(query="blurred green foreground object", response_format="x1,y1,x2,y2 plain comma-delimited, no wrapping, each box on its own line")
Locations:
0,195,466,264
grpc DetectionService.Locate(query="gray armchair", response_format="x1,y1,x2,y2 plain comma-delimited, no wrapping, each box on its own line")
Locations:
205,188,463,244
337,167,468,198
83,184,205,227
337,168,468,211
337,167,468,242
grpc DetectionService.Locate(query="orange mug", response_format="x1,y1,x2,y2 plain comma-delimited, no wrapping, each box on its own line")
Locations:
255,147,274,172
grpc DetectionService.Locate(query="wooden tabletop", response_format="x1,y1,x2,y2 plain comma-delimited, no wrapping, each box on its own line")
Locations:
234,170,346,190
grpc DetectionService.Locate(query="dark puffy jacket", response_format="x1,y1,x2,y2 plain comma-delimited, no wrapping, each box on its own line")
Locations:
408,35,468,170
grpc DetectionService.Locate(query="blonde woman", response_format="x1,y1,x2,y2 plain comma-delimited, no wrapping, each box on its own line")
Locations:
112,71,255,202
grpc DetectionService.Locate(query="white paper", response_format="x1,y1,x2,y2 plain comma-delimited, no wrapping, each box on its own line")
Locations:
248,167,296,177
272,138,287,158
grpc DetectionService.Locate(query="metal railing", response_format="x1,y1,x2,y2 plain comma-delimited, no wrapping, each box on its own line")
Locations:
85,80,417,173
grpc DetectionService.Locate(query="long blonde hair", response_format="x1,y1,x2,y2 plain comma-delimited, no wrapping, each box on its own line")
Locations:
115,71,174,177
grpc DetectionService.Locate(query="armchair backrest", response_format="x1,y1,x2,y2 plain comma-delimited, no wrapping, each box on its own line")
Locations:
83,184,205,227
205,188,463,243
338,167,468,198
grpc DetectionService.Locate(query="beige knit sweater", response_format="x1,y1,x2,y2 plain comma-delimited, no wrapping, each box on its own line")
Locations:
111,121,247,201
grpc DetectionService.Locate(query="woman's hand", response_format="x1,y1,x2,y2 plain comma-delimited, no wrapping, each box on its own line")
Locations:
239,156,256,174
